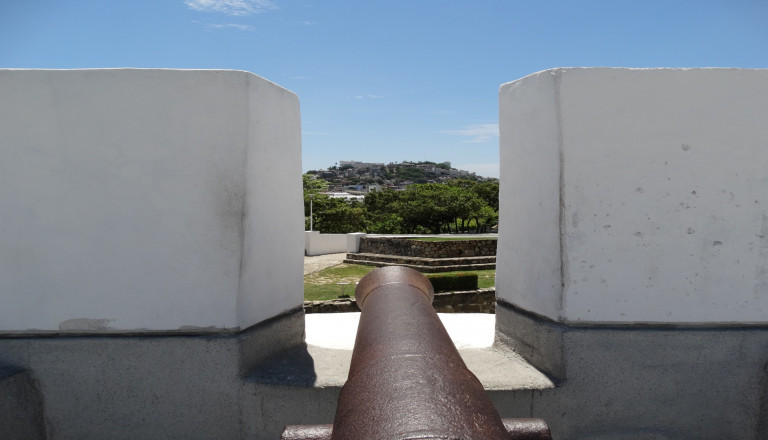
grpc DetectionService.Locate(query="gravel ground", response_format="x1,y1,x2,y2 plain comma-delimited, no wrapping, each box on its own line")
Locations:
303,252,347,275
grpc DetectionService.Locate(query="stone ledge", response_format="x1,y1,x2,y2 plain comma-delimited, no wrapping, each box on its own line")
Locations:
357,237,497,258
304,289,497,314
344,254,496,273
347,252,496,265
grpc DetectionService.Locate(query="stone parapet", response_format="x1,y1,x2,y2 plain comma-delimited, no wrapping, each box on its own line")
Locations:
358,237,497,258
344,253,496,273
303,289,496,314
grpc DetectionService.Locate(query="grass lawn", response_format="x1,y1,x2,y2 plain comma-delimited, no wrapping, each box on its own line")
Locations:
304,264,496,302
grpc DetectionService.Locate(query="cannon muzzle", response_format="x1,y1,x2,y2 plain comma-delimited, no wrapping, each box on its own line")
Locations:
283,266,552,440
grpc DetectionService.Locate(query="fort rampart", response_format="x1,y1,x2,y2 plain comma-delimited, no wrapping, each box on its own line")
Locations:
358,237,497,258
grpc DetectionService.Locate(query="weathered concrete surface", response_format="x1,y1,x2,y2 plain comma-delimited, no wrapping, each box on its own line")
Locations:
0,69,303,333
498,67,768,324
0,366,47,440
239,308,306,373
245,312,554,439
0,337,241,440
495,302,768,440
495,67,768,439
5,277,762,439
0,310,305,440
496,301,567,381
302,312,552,392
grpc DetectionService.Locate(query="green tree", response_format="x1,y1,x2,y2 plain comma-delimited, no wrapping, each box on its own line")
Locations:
307,196,367,233
471,205,498,233
446,179,499,231
363,190,405,233
394,184,456,233
451,187,488,233
472,180,499,211
303,173,329,195
363,183,493,234
305,172,499,235
303,173,329,230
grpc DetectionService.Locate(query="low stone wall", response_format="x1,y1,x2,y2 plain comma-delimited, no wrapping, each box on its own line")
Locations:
303,289,496,314
358,237,497,258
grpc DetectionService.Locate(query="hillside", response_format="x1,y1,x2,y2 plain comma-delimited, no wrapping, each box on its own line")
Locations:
307,160,494,192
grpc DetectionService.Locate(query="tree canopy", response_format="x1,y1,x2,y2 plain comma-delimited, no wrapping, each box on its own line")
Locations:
303,173,499,234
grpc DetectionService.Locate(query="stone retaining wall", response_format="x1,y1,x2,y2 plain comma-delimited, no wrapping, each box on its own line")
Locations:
303,289,496,314
358,237,497,258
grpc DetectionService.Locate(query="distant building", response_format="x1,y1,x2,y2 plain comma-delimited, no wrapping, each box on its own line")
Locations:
339,160,384,169
325,192,364,202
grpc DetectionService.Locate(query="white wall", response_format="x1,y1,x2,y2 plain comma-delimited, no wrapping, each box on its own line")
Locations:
498,68,768,324
497,70,563,320
0,69,303,333
346,232,366,253
305,231,345,256
304,231,363,256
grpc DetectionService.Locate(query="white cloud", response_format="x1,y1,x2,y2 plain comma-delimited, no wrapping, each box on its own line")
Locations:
353,94,388,100
185,0,276,16
206,23,255,31
441,123,499,143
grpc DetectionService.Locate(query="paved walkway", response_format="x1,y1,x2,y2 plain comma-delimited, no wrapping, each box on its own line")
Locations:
303,252,347,275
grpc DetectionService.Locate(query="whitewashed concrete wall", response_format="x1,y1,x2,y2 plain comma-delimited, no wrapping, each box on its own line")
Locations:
346,232,366,253
304,231,363,256
0,69,303,333
304,231,346,256
498,68,768,324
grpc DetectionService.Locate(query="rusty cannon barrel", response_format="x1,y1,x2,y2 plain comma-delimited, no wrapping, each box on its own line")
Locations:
283,266,552,440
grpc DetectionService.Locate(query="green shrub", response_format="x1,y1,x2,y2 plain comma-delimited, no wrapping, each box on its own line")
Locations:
426,273,478,293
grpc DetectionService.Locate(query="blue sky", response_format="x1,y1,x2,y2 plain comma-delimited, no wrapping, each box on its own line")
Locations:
2,1,766,178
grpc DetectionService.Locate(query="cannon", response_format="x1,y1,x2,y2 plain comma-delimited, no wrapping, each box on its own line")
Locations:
282,266,552,440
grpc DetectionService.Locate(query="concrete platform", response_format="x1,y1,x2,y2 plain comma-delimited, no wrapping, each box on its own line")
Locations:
248,313,554,391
